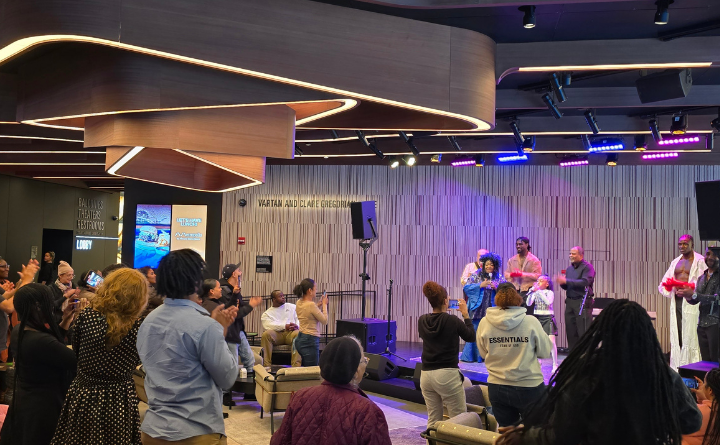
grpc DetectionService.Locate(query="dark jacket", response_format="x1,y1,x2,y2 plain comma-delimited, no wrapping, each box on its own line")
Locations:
218,279,254,344
49,282,76,324
561,260,595,299
270,381,392,445
418,312,475,371
688,270,720,327
38,262,56,285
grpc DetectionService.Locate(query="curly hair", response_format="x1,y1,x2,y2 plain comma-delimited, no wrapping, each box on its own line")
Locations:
495,282,523,308
422,281,448,309
91,268,148,349
479,252,502,280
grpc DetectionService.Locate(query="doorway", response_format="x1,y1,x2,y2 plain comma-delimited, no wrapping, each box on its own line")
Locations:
42,229,74,268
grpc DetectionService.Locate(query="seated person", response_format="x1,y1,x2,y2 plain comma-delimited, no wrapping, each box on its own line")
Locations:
683,367,720,445
261,290,301,367
271,336,392,445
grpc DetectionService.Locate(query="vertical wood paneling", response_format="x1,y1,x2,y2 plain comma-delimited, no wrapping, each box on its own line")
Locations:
221,165,720,351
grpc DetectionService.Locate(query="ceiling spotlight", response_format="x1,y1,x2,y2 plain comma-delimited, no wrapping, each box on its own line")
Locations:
711,108,720,132
581,134,592,151
583,110,600,134
634,135,648,151
658,135,701,145
294,143,304,156
707,134,715,151
389,157,400,169
643,152,679,160
519,5,536,29
498,154,529,163
562,72,572,86
404,155,417,166
355,130,384,158
448,136,462,151
654,0,673,25
550,73,567,103
330,130,340,139
560,158,589,167
522,136,536,153
670,114,688,135
475,155,485,167
589,138,624,152
451,157,475,167
541,93,563,119
399,131,420,156
509,121,524,146
431,154,442,163
649,119,662,143
606,154,618,166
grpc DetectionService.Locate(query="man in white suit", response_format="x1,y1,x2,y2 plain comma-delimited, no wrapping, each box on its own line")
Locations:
659,234,707,370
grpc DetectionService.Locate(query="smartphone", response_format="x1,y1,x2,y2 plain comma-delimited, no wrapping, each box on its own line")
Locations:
682,377,699,390
449,299,459,310
86,271,104,288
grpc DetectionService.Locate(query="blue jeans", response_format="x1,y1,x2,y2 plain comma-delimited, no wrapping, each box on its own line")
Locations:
227,332,254,372
295,332,320,367
487,382,546,427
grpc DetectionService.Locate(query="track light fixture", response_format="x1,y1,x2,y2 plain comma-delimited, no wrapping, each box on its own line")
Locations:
399,131,420,156
550,73,567,103
649,118,662,143
294,143,304,156
475,155,485,167
509,121,524,146
711,108,720,132
404,155,417,166
448,136,462,151
355,130,384,158
654,0,673,25
330,130,340,139
431,154,442,163
606,154,618,166
581,134,592,151
670,114,688,135
562,72,572,86
707,134,715,151
583,110,600,134
389,157,400,169
541,93,563,119
519,5,536,29
634,135,648,151
522,136,536,153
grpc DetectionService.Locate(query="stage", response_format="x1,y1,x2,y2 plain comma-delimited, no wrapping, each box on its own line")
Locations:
358,341,566,404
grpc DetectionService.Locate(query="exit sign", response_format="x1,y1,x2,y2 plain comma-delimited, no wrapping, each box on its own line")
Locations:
76,239,93,250
238,237,246,245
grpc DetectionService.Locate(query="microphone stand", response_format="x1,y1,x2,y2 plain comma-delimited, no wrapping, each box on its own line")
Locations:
579,286,590,333
359,217,378,321
381,279,406,361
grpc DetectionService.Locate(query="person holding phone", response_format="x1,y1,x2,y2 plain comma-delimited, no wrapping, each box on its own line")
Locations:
77,270,101,302
685,368,720,445
295,278,327,367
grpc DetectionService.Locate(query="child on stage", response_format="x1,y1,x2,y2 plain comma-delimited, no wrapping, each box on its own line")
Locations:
527,275,559,373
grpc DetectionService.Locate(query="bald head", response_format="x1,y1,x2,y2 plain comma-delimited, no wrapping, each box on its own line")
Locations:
569,246,584,264
477,249,489,262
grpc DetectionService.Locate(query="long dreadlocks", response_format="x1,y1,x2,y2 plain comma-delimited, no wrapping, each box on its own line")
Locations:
703,368,720,445
522,299,684,445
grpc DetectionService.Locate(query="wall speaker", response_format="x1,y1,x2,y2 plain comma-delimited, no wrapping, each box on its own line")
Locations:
365,353,400,381
635,69,692,104
350,201,377,240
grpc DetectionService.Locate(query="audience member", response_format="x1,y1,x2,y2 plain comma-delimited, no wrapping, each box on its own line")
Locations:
49,261,79,324
76,270,98,301
138,266,163,316
52,268,148,445
295,278,327,367
0,257,11,288
37,251,56,285
477,283,551,427
271,336,392,445
684,368,720,445
496,299,702,445
219,263,261,376
526,275,559,373
0,260,40,362
261,290,301,367
418,281,475,429
0,283,81,445
686,248,720,362
219,263,242,306
101,262,129,279
138,249,239,444
200,278,223,312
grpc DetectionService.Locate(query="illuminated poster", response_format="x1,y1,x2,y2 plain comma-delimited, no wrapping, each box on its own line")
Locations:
170,205,208,259
134,205,171,268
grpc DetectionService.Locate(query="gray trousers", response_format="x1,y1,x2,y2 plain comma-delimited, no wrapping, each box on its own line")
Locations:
420,368,467,428
565,297,593,352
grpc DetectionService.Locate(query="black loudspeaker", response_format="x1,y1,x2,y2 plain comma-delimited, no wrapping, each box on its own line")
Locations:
413,363,422,390
635,69,692,104
365,353,400,381
336,318,396,354
350,201,377,240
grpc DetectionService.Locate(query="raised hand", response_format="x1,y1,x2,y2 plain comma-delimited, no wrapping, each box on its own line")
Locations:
248,295,263,308
18,259,40,284
1,282,14,293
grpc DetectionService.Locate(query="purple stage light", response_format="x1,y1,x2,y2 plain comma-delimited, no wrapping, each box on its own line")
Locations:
451,158,475,167
559,159,589,167
642,152,679,160
657,136,701,146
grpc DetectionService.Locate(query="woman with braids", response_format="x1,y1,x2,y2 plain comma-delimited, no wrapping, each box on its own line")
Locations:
51,268,149,445
460,252,505,363
295,278,328,367
496,299,702,445
684,367,720,445
0,284,83,445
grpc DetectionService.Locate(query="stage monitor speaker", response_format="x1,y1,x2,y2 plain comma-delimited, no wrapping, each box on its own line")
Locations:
350,201,377,239
635,69,692,104
336,318,396,354
365,353,400,381
413,363,422,390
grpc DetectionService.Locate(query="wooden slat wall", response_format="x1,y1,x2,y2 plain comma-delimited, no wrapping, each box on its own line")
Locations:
221,165,720,351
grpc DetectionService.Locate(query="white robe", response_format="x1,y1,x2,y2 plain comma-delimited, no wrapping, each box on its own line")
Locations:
658,252,707,370
461,262,479,285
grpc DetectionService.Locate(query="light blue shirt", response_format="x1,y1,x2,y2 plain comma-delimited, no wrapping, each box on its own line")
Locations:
137,298,238,440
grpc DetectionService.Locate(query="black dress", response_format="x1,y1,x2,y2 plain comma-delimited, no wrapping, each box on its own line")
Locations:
51,308,143,445
0,328,76,445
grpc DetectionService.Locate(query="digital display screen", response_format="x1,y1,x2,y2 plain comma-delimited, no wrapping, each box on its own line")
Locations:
134,204,171,269
170,205,208,259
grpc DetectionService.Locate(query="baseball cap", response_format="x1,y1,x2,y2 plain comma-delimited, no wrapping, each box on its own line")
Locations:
222,263,241,279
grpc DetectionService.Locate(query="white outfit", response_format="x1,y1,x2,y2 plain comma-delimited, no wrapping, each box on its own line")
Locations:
261,303,299,332
526,289,554,316
461,262,480,285
659,252,708,370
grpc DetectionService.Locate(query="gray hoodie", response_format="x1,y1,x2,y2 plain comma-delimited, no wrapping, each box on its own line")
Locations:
477,306,552,387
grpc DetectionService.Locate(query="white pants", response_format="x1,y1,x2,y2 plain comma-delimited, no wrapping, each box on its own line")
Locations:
420,368,467,428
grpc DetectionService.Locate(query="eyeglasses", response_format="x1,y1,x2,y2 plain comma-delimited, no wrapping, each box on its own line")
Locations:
0,264,9,269
61,273,75,278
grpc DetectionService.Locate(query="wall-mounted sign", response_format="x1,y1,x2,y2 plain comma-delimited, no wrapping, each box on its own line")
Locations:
256,255,272,273
238,237,246,245
257,198,358,209
76,239,93,250
170,205,208,259
30,246,38,259
76,197,106,236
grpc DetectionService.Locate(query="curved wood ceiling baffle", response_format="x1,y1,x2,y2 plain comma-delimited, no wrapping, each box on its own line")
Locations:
0,0,497,191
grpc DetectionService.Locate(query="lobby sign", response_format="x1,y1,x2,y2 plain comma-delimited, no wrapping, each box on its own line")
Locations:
76,197,105,236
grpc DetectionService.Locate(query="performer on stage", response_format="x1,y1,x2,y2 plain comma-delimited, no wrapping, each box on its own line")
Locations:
555,246,595,353
505,237,542,309
659,234,707,370
686,248,720,362
461,249,489,285
460,252,505,363
527,275,559,373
